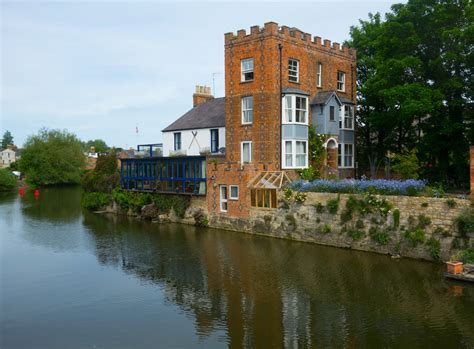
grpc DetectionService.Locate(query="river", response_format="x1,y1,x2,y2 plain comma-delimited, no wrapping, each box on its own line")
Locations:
1,187,473,348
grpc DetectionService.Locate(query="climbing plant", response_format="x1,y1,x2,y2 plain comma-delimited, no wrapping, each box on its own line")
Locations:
296,127,325,180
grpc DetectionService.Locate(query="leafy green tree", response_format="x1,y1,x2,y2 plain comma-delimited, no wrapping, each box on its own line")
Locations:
19,128,85,186
84,139,109,153
1,130,14,149
348,0,472,186
0,168,18,191
391,149,420,179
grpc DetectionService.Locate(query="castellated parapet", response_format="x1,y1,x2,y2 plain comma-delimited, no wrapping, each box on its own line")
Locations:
224,21,356,59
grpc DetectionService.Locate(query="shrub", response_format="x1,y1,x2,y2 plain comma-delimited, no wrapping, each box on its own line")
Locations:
369,227,391,245
288,178,426,196
391,149,420,179
393,209,400,229
294,192,307,203
314,202,324,213
340,209,353,224
451,249,474,263
417,214,431,229
282,187,293,200
348,229,365,240
319,224,331,234
446,199,456,209
81,192,111,211
0,169,18,192
326,196,340,214
426,237,441,261
454,209,474,238
451,237,462,249
404,228,426,247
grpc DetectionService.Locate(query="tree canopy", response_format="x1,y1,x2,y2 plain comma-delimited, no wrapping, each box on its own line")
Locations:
348,0,473,186
1,130,14,149
19,128,85,186
83,139,109,153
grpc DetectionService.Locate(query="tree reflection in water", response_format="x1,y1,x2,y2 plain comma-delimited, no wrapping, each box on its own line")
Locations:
82,212,474,349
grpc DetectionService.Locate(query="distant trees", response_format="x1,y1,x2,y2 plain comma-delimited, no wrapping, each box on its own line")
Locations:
81,152,120,193
83,139,109,153
19,128,84,186
1,130,14,149
348,0,472,186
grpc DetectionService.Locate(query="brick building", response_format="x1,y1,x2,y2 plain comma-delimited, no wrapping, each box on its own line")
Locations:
207,22,357,219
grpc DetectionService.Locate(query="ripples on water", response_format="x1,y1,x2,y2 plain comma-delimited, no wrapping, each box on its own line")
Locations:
1,187,473,348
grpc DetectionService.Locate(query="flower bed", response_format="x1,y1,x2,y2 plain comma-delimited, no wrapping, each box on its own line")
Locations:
289,178,426,196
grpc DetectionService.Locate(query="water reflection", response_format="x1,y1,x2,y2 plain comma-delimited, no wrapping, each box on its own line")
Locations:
83,213,474,348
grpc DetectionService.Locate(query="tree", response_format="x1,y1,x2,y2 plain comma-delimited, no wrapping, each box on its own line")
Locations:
19,128,85,186
348,0,472,186
1,130,13,149
84,139,109,153
81,152,120,193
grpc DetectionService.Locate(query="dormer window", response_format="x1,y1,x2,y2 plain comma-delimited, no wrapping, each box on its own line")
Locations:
288,59,299,83
241,58,254,82
337,71,346,92
283,95,308,124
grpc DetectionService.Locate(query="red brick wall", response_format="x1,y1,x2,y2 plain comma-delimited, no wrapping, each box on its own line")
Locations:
209,22,357,218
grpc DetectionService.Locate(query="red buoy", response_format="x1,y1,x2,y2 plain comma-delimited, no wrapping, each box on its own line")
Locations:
19,187,25,198
34,189,40,200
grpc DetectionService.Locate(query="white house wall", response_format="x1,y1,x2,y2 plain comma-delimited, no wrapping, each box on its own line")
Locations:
162,127,225,156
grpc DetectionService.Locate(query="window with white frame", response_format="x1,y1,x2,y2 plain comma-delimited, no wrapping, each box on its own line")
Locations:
338,143,354,168
288,59,299,82
174,132,182,151
241,141,252,164
242,96,253,124
343,105,354,129
317,62,322,87
283,140,307,169
282,95,308,124
210,129,219,153
337,71,346,92
229,185,239,200
241,58,254,82
220,185,228,212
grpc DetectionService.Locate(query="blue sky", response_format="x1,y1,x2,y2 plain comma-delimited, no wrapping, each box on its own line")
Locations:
1,0,401,149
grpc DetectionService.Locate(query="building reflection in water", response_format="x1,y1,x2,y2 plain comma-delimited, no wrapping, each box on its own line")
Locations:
82,212,474,348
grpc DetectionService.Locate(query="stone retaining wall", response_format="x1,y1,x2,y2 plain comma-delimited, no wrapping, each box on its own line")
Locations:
207,192,473,262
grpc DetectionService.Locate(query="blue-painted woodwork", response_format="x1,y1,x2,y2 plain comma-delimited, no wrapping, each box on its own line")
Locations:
120,156,206,195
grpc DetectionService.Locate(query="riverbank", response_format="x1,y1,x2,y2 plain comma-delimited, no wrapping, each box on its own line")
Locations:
96,189,473,263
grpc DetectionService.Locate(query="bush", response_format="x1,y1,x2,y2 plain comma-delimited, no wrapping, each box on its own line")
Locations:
0,169,18,191
348,229,365,240
417,214,431,228
391,149,420,179
404,228,426,247
426,237,441,261
81,152,119,193
294,192,307,203
326,197,340,214
81,192,111,211
288,178,426,196
393,209,400,229
369,227,391,245
454,209,474,238
314,202,324,213
446,199,456,209
451,249,474,263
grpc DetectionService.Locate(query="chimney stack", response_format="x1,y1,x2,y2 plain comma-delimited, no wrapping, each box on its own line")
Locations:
193,85,214,107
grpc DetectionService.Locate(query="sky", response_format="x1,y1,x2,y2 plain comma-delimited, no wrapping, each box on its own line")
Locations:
1,0,403,149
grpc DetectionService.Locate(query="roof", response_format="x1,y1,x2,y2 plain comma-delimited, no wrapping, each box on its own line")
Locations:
162,97,226,132
310,91,356,106
282,87,310,96
248,171,292,189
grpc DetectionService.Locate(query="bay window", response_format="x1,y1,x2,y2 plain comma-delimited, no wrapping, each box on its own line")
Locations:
283,140,308,169
282,95,308,124
343,105,354,129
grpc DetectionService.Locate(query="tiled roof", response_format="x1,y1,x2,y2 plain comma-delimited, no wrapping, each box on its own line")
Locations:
162,97,226,132
282,87,310,95
310,91,355,105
